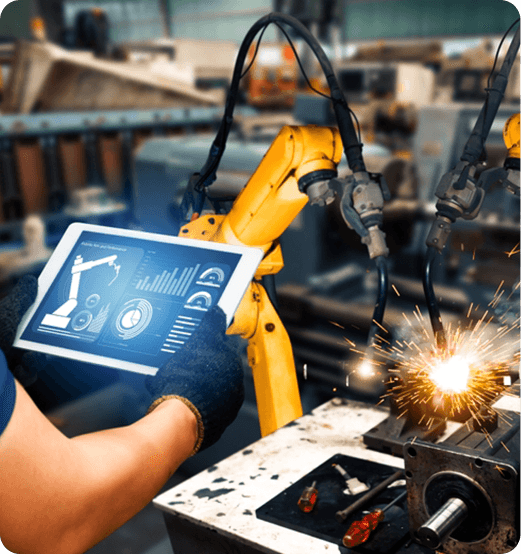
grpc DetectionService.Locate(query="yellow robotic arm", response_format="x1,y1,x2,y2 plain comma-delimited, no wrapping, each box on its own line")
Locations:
501,112,520,195
179,125,343,436
504,112,520,159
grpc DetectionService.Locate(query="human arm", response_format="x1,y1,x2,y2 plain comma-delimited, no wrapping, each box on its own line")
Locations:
0,379,197,554
0,279,243,554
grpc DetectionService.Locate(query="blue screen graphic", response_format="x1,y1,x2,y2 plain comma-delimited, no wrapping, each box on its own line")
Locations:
21,231,241,368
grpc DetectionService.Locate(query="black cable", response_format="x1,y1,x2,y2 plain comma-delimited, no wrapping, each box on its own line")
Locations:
262,275,279,311
186,11,366,217
367,255,389,347
349,105,363,145
273,22,333,101
423,20,520,349
271,21,362,141
479,18,521,161
242,19,334,101
487,18,520,90
240,23,269,79
422,246,447,350
461,20,520,164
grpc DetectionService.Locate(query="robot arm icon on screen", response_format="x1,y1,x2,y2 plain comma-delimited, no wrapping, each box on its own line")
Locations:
41,254,120,329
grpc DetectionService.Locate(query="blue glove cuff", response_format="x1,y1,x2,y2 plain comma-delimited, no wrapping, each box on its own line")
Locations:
0,351,16,436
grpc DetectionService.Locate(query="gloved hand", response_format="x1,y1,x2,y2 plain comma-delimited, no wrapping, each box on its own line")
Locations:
146,305,245,455
0,275,47,387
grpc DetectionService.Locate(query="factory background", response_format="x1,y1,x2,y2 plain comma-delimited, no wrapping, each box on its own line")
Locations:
0,0,519,553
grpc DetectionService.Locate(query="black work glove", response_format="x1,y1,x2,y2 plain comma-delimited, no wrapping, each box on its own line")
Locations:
0,275,47,387
146,305,244,455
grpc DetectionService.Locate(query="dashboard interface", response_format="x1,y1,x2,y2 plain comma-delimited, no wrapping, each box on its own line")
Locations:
21,231,241,368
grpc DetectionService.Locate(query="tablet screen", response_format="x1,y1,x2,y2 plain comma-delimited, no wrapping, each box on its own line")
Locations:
19,229,247,371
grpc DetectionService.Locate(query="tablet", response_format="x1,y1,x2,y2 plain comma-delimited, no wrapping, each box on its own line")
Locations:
15,223,263,375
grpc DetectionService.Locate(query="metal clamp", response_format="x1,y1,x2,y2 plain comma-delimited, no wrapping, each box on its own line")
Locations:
434,161,485,221
332,172,390,259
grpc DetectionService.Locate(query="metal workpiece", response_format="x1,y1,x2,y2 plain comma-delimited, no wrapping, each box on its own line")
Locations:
476,164,521,197
404,412,520,554
416,497,469,550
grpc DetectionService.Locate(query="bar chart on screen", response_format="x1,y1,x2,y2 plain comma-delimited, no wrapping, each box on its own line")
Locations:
131,253,201,297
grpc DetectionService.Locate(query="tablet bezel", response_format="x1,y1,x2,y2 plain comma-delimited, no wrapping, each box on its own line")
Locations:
15,222,263,375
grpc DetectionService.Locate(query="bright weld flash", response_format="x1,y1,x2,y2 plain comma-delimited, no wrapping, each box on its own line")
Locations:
358,360,376,378
429,355,471,393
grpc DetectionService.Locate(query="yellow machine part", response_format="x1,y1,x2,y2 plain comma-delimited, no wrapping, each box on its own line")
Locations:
503,113,520,159
179,124,343,436
213,125,343,251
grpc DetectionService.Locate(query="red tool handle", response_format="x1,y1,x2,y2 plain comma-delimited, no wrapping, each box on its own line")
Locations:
342,509,385,548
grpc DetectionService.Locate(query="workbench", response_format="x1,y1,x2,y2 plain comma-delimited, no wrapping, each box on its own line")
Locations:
154,392,520,553
154,398,410,553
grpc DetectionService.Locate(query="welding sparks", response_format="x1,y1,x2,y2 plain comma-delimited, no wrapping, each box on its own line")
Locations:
429,355,471,393
338,271,518,432
384,336,513,422
505,243,520,258
367,278,519,426
358,360,377,378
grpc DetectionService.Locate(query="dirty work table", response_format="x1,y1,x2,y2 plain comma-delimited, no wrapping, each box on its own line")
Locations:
153,398,406,554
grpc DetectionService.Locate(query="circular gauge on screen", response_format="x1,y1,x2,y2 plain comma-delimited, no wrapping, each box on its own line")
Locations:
185,291,212,311
71,310,93,331
115,299,153,340
197,267,225,287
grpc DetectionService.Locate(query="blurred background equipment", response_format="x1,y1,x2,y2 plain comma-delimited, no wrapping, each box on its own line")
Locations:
0,1,518,553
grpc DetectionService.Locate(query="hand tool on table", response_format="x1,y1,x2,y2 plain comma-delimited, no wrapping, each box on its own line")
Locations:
332,463,369,496
342,490,408,548
297,481,318,513
336,469,404,523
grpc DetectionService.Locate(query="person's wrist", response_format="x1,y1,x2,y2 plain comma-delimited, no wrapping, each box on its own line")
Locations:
150,396,201,456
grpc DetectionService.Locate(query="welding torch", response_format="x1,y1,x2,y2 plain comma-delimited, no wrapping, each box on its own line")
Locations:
423,21,520,349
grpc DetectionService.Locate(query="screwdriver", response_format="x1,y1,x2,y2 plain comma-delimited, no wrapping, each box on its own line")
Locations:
342,490,407,548
298,481,318,513
332,463,369,495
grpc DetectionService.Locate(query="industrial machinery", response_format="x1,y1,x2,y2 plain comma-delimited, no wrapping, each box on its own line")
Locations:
167,12,520,553
244,41,299,109
422,21,520,348
404,390,520,554
176,12,395,436
333,61,436,147
435,40,520,105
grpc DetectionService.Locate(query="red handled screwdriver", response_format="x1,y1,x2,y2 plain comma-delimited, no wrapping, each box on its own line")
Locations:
298,481,318,513
342,490,407,548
